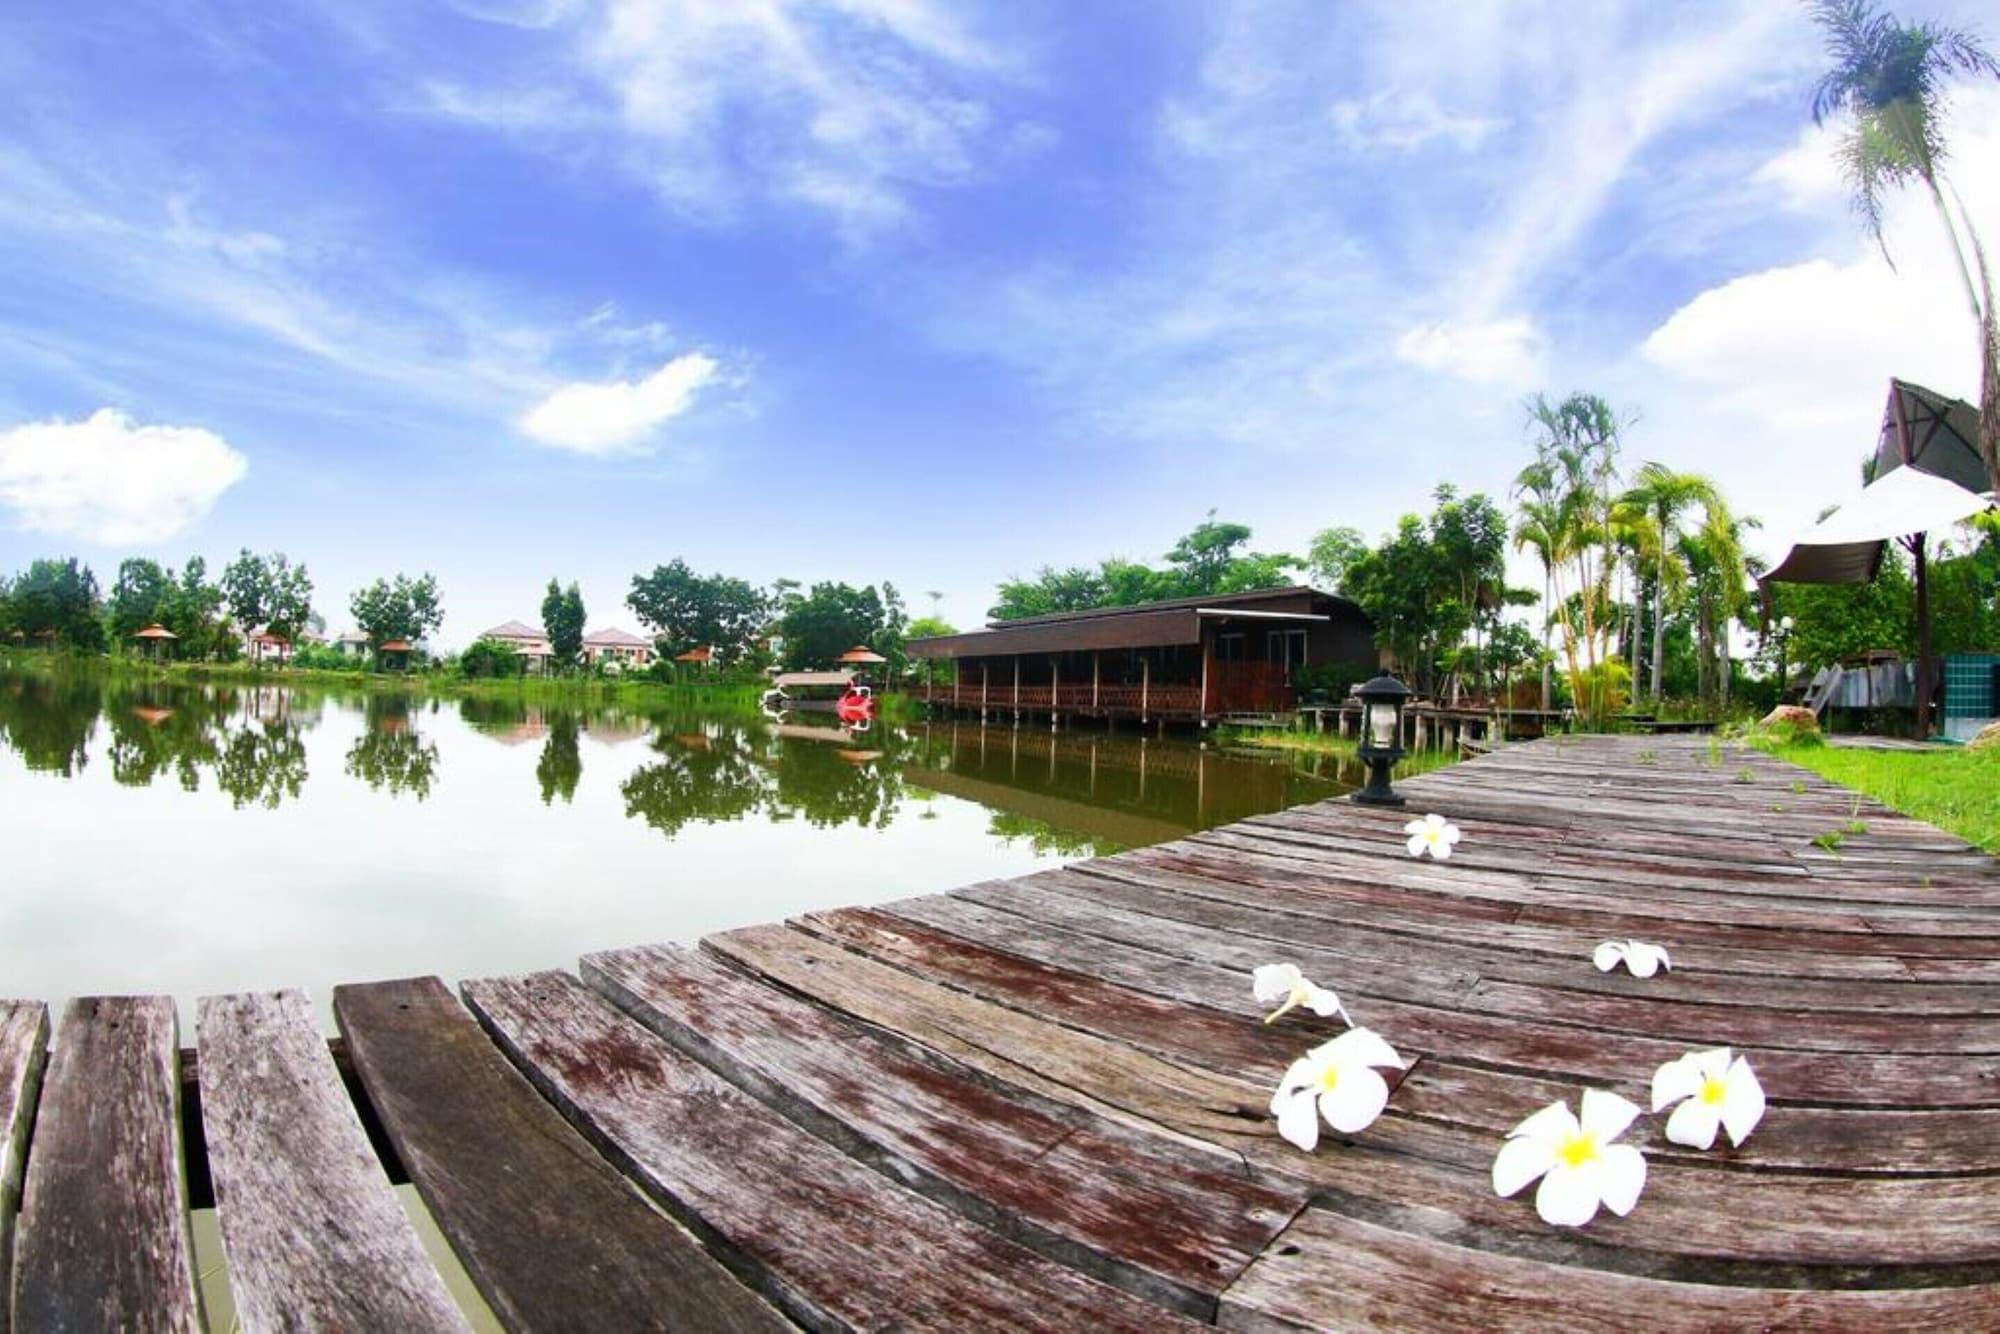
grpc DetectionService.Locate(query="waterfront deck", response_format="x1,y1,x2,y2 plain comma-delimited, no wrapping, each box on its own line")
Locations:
5,734,2000,1328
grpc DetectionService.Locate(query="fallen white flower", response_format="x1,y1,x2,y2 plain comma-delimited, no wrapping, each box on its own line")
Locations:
1651,1047,1766,1149
1252,962,1347,1025
1593,939,1671,978
1404,812,1461,859
1492,1089,1648,1227
1269,1027,1406,1151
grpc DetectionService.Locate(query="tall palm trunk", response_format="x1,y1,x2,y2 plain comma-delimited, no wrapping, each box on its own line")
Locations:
1650,552,1666,703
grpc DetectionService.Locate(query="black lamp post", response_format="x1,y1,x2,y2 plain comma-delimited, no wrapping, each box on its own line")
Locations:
1352,673,1412,806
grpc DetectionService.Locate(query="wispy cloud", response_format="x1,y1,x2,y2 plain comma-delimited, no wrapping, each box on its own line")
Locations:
518,351,721,455
1328,90,1502,154
420,0,1028,237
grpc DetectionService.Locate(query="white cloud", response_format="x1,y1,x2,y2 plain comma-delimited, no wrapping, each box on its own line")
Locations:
517,352,720,455
1396,317,1544,386
1329,90,1503,154
0,408,248,544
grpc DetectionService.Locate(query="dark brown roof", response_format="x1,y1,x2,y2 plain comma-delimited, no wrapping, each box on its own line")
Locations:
907,585,1365,660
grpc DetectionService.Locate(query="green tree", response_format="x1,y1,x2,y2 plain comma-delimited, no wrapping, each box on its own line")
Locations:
1164,513,1297,596
541,578,586,668
1810,0,2000,495
221,550,313,648
1620,464,1720,703
109,559,174,642
1515,393,1626,725
459,637,524,679
779,582,889,669
627,560,771,662
349,573,444,655
1305,526,1368,592
163,557,228,661
7,557,106,650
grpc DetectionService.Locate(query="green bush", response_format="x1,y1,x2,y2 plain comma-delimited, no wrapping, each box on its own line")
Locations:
1293,662,1368,704
458,637,526,679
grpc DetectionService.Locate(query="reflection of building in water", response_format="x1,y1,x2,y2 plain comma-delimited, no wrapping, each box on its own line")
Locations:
901,722,1340,851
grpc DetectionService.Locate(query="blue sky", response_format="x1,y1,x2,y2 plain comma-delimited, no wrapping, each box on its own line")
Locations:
2,0,1997,644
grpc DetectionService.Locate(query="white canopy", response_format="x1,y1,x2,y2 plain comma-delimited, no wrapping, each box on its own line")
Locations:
1763,466,1994,586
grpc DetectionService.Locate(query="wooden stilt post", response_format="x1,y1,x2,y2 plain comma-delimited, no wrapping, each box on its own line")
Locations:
1141,655,1150,724
982,662,989,721
1200,634,1213,728
1092,652,1100,712
1051,656,1060,732
1013,656,1021,719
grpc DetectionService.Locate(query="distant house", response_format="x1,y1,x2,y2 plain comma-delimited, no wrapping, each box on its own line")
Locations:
334,631,371,659
479,620,555,672
583,627,656,669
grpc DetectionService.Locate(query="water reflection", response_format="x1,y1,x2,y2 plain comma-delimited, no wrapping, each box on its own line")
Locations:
0,665,1371,1017
0,670,1378,841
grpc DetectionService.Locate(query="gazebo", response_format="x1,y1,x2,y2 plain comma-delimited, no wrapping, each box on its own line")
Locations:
376,639,414,672
1764,379,1996,736
132,624,177,660
835,645,886,667
674,646,715,667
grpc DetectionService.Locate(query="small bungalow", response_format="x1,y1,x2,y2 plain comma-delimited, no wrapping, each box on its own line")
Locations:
333,630,371,659
479,621,555,673
907,585,1375,726
245,629,293,664
376,639,415,672
584,627,656,669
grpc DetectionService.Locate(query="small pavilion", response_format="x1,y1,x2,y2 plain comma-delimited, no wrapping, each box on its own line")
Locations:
132,624,178,660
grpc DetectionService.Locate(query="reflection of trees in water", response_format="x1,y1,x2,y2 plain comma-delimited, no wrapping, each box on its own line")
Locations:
621,726,766,837
0,675,100,776
619,711,916,839
345,697,439,802
216,721,310,810
986,812,1123,859
537,714,582,805
105,684,232,791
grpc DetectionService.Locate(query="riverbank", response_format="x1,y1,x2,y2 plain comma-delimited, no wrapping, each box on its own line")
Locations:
0,651,923,721
1752,738,2000,853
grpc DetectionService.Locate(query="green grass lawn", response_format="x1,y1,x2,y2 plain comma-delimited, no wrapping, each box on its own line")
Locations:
1760,742,2000,854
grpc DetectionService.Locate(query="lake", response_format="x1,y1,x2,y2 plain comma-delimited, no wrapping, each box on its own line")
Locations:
0,666,1375,1020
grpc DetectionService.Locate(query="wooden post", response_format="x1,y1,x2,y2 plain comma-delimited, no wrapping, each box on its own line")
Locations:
1416,711,1428,751
982,662,989,720
1200,633,1213,726
1141,655,1151,723
1914,532,1934,738
1092,652,1100,712
1051,656,1060,731
1013,656,1021,717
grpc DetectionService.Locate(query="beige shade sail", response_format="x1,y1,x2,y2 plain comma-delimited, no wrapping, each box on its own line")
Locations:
1762,466,1994,586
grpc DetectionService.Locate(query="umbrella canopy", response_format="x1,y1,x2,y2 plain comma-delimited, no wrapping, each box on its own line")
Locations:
1762,466,1993,586
835,645,887,664
674,645,714,663
132,624,178,640
1873,379,1989,495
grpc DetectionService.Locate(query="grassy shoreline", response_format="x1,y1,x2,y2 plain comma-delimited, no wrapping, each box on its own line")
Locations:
1216,725,1464,778
1754,739,2000,854
0,651,933,719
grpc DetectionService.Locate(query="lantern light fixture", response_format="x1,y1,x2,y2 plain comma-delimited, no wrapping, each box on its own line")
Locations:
1352,673,1413,807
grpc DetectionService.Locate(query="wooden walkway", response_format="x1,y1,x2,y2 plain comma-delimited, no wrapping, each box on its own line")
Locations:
4,734,2000,1329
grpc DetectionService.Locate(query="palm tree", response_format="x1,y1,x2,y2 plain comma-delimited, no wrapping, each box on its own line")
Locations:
1519,393,1625,725
1809,0,2000,495
1620,464,1722,704
1511,485,1562,712
1679,502,1759,713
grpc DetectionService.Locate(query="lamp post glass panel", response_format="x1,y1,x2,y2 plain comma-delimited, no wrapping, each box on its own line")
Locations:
1353,674,1412,807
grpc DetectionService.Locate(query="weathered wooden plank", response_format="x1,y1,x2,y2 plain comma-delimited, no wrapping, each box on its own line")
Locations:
584,941,1304,1317
12,996,201,1332
804,905,2000,1108
715,920,2000,1272
462,969,1190,1332
332,975,789,1334
1219,1207,2000,1332
0,1001,48,1333
197,989,467,1333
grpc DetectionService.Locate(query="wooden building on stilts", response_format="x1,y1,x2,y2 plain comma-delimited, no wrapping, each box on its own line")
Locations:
906,585,1375,728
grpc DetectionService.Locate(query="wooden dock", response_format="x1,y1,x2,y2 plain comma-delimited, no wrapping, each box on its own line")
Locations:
4,734,1999,1329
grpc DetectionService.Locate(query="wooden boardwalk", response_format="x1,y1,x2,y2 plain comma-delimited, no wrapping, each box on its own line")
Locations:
4,734,2000,1329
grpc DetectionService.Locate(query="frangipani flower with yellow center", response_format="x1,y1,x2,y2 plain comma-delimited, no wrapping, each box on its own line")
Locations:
1269,1027,1406,1150
1652,1047,1766,1150
1252,963,1347,1025
1492,1090,1648,1227
1593,939,1671,978
1404,813,1461,860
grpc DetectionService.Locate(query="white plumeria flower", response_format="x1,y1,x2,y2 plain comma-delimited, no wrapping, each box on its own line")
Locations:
1492,1090,1648,1228
1252,962,1347,1025
1269,1027,1406,1151
1404,813,1461,859
1593,939,1671,978
1651,1047,1766,1150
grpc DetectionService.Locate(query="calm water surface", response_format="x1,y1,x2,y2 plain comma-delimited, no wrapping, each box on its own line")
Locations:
0,668,1368,1018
